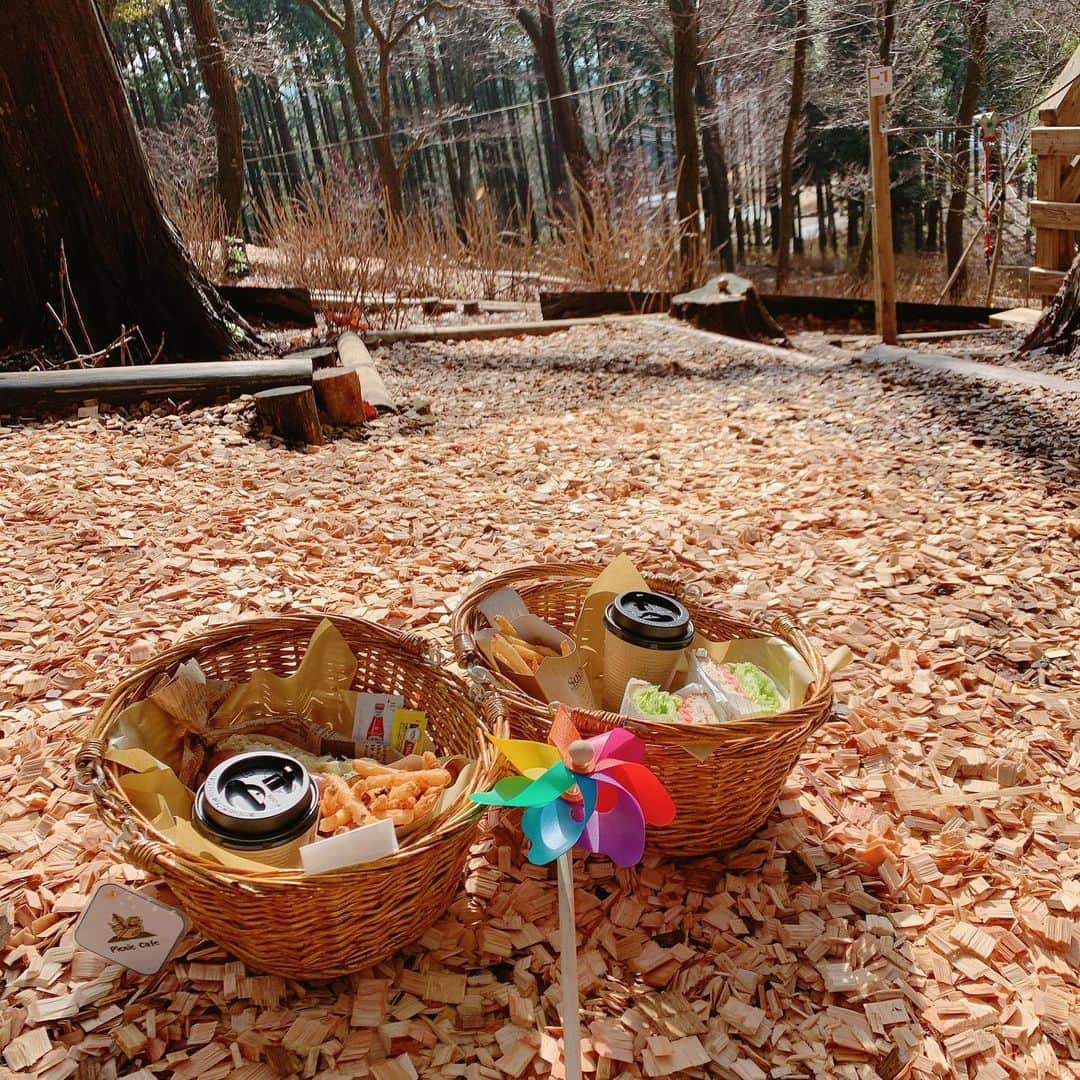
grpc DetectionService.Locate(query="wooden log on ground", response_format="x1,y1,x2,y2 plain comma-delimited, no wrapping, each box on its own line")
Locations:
338,332,394,412
539,290,673,320
254,386,325,445
760,293,1003,331
671,275,788,342
361,314,653,348
313,367,366,425
0,357,313,410
216,285,317,329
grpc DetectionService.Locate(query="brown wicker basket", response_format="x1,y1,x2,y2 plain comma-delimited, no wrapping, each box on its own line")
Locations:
452,563,833,857
77,614,502,980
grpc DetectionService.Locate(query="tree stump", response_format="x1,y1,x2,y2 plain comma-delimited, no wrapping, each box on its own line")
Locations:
670,274,788,343
254,386,325,445
313,367,366,425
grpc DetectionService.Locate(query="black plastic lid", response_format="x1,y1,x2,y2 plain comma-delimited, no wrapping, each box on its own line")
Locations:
603,591,694,650
198,751,314,838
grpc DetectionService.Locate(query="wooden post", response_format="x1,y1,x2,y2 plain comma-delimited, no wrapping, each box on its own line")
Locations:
254,386,325,445
868,66,898,344
313,367,367,425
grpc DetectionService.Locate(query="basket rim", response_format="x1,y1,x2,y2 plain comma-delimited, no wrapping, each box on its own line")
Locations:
451,561,833,742
81,612,502,890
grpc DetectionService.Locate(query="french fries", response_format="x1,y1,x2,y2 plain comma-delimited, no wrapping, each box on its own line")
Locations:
489,615,573,677
318,755,453,835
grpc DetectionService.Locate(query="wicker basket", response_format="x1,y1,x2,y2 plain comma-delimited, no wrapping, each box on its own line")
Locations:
77,614,502,980
452,563,833,857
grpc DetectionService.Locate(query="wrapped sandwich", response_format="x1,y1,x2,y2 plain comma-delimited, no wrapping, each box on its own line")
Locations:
619,679,718,725
688,649,786,721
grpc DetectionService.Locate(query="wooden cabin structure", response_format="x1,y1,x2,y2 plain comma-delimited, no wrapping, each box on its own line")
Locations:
1031,47,1080,301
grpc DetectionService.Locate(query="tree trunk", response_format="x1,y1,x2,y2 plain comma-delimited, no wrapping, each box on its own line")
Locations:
339,45,405,223
517,0,594,232
847,195,861,248
669,0,702,289
294,61,326,175
775,0,808,291
945,0,989,300
1021,250,1080,356
185,0,245,229
266,74,303,192
0,0,242,355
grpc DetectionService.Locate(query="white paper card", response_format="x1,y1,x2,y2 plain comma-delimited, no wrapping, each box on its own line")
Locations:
74,883,187,976
352,692,405,743
869,65,893,97
300,816,399,875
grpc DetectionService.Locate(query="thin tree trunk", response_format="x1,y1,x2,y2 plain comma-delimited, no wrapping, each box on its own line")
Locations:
517,0,594,231
0,0,241,354
669,0,702,288
130,22,166,127
775,0,808,291
294,62,326,175
185,0,245,228
945,0,989,299
266,74,303,192
696,68,734,272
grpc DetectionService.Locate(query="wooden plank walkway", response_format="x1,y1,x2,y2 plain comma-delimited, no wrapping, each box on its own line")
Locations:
863,344,1080,394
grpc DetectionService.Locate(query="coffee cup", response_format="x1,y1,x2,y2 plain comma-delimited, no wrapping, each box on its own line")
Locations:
193,750,320,869
601,591,694,712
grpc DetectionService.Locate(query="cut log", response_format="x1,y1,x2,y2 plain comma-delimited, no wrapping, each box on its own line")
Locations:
254,386,325,445
671,275,788,342
338,332,394,413
0,356,313,411
216,285,317,329
539,290,673,320
313,367,366,425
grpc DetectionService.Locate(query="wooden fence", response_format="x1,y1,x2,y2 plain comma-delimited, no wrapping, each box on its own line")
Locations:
1031,47,1080,301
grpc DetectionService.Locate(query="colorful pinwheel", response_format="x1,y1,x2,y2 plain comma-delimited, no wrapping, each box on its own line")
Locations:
471,706,676,866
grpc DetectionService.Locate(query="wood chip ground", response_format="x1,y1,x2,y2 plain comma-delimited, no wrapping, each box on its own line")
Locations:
1,320,1078,1079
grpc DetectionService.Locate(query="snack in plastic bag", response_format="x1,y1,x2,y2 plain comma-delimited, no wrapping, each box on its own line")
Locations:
688,649,787,721
620,678,718,725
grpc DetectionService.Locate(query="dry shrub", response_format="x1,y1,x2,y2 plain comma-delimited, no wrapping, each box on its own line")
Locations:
540,166,706,293
163,181,228,282
259,168,537,325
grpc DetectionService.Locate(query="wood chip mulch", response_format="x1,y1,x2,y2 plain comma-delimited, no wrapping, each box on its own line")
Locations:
1,321,1078,1079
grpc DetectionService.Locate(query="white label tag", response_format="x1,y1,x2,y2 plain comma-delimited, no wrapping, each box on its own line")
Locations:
869,65,893,97
74,883,187,976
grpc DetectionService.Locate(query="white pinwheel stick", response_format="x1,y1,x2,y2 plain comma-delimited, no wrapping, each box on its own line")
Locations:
556,850,582,1080
556,738,593,1080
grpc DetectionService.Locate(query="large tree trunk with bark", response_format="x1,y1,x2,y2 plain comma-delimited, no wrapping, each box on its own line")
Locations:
185,0,245,229
0,0,241,356
669,0,702,290
775,0,808,291
945,0,989,300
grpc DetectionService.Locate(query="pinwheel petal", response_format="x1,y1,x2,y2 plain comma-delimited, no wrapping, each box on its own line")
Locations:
547,705,582,757
489,735,561,777
471,762,575,807
603,762,677,826
578,774,646,867
588,727,646,769
521,775,597,864
523,800,583,864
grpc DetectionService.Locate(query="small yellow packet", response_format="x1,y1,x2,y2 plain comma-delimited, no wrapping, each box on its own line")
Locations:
390,709,427,756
